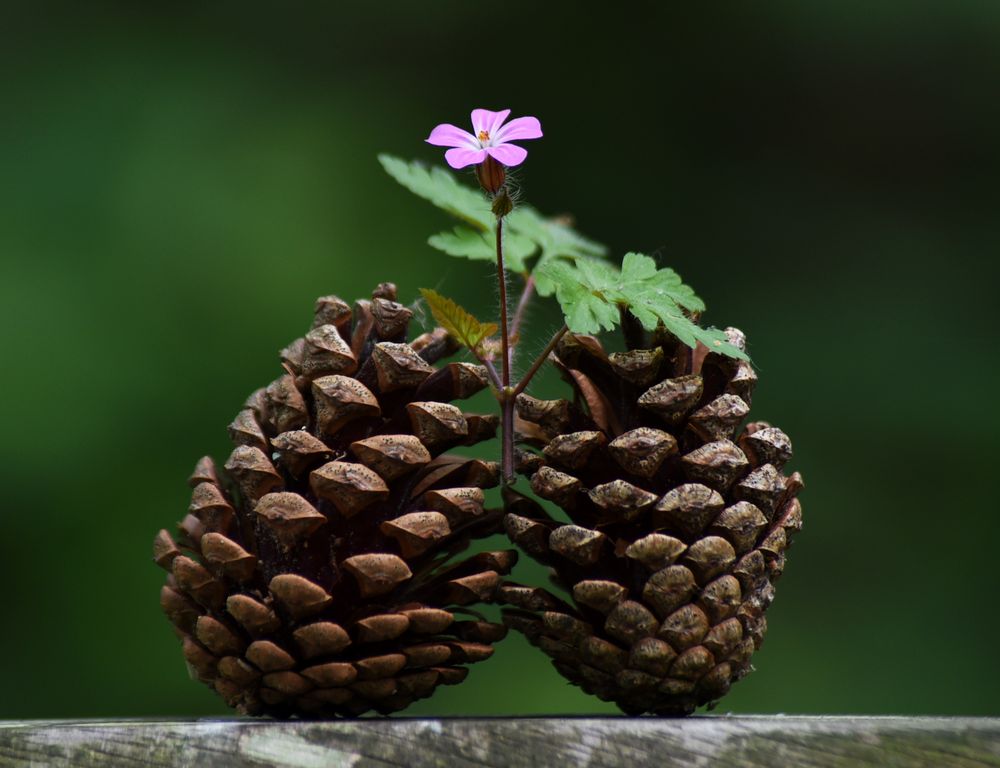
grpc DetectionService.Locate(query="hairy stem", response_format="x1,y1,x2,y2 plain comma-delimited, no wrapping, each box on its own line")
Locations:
482,357,503,391
496,219,511,383
510,273,536,343
495,216,515,484
501,395,515,485
458,330,503,390
513,325,568,397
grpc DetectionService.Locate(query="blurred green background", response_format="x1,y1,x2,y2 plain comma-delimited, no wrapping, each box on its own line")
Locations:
2,0,998,719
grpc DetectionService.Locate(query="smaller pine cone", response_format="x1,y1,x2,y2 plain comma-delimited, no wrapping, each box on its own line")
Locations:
501,323,803,715
155,284,516,717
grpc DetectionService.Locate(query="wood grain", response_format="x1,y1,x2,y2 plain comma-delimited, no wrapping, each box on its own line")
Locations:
1,716,999,767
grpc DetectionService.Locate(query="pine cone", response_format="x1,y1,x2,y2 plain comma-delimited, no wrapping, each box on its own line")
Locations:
500,321,803,715
154,283,516,718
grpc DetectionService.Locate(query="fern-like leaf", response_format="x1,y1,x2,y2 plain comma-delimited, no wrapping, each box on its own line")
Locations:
419,288,498,353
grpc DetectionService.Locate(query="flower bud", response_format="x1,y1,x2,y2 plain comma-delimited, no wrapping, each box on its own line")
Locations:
491,189,513,218
476,156,506,196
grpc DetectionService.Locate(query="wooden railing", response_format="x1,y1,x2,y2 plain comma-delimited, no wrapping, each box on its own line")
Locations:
2,716,999,767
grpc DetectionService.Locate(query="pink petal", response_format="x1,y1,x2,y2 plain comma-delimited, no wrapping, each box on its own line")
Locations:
494,116,543,143
471,108,511,137
426,123,479,148
444,147,488,169
486,143,528,167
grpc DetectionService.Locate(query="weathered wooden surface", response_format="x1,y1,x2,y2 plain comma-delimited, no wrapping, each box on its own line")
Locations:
1,717,999,767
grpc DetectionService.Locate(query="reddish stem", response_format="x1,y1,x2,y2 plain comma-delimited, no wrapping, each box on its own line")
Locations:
513,325,568,397
495,217,514,484
510,274,535,343
482,358,503,391
496,219,511,387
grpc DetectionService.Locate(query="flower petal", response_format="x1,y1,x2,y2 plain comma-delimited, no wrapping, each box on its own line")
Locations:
426,123,479,148
486,143,528,167
444,147,488,169
493,116,543,143
471,108,511,137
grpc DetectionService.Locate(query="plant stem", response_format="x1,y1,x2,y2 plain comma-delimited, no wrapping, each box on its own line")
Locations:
512,325,568,397
501,395,515,485
510,274,535,343
495,216,515,484
496,219,511,383
481,358,503,391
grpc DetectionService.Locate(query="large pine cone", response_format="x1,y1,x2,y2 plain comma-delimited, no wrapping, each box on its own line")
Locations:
500,322,803,715
154,284,516,717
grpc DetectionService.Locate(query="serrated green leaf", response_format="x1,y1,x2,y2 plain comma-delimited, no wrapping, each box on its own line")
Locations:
575,255,620,288
620,252,705,313
379,154,492,230
380,155,606,274
534,254,607,298
688,325,748,359
534,260,619,335
533,263,558,297
428,227,494,261
536,253,748,360
383,157,743,359
619,251,658,280
427,226,534,272
419,288,498,352
507,206,607,263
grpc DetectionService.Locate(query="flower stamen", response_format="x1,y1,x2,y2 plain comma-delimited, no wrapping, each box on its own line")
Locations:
478,129,490,143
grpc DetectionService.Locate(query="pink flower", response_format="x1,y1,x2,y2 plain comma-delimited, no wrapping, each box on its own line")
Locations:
426,109,543,170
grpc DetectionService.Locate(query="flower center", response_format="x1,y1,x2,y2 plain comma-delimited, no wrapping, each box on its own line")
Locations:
478,129,490,144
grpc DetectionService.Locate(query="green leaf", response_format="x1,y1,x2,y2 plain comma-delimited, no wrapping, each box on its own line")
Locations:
427,226,534,272
379,154,492,230
380,155,606,273
536,253,749,360
427,227,494,261
620,252,705,313
688,325,748,359
419,288,498,352
383,156,742,359
534,259,619,335
506,206,607,263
